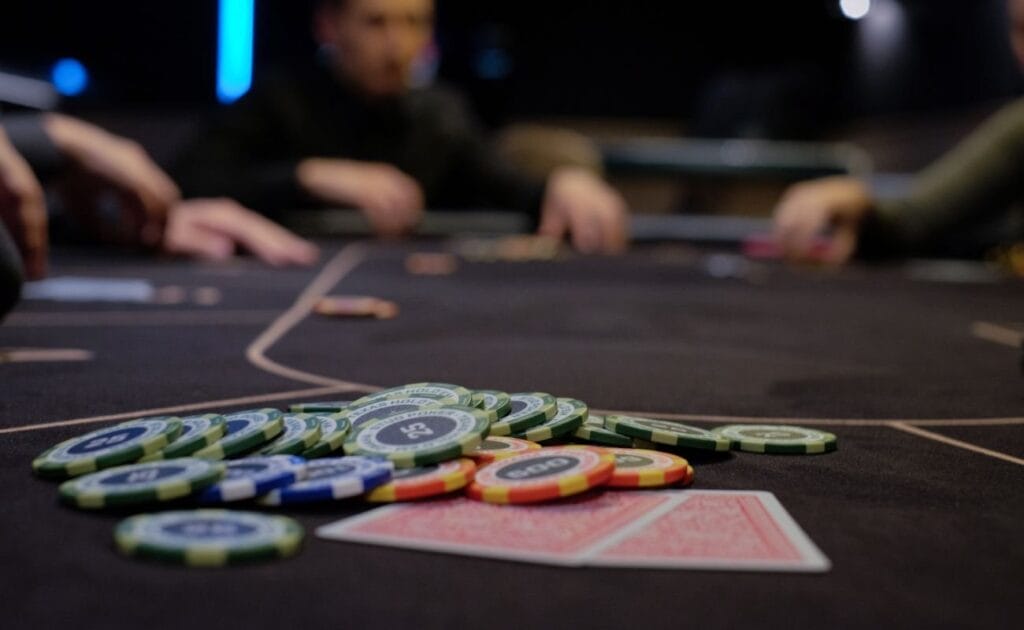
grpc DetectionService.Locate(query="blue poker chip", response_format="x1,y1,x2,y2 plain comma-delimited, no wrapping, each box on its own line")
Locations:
257,456,392,506
197,456,308,504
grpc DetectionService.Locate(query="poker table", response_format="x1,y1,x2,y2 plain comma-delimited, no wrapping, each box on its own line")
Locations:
2,237,1022,629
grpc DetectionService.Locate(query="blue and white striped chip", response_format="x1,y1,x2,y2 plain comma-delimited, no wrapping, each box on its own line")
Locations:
198,456,308,503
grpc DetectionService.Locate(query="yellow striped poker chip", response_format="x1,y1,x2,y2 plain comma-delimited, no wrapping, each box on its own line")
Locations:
601,447,692,488
466,446,615,504
365,458,476,502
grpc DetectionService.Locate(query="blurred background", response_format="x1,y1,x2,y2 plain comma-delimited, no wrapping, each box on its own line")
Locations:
1,0,1021,217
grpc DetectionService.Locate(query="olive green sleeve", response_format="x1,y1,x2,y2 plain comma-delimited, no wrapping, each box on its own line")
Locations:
868,99,1024,253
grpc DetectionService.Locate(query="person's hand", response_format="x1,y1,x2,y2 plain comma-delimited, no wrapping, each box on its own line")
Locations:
0,128,48,279
296,158,424,237
539,167,628,254
43,114,180,246
164,198,319,267
772,176,874,265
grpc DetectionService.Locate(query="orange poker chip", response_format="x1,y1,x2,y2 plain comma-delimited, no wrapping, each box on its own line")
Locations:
405,252,458,276
365,458,476,503
470,436,542,463
601,447,692,488
466,446,615,505
680,464,695,487
314,295,399,320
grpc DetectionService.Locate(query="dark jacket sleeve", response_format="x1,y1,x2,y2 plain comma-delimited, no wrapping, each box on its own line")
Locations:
864,99,1024,254
2,114,65,180
173,80,307,214
430,91,545,217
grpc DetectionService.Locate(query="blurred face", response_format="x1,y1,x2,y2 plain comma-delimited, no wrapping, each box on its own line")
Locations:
1012,0,1024,68
317,0,435,97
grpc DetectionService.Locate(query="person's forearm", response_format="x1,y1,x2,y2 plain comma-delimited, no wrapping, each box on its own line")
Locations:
874,100,1024,251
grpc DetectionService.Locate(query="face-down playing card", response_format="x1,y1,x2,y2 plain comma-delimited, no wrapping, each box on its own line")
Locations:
317,490,830,572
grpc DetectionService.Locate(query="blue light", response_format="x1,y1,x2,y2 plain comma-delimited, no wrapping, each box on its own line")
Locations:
51,58,88,97
216,0,255,104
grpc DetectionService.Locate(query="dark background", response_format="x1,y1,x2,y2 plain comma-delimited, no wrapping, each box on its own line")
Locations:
1,0,1021,134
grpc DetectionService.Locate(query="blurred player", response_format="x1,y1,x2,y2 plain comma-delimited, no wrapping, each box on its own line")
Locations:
176,0,628,254
773,0,1024,264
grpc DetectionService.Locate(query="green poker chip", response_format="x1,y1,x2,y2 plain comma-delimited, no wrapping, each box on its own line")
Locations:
138,415,227,462
349,382,474,409
192,409,284,460
289,401,352,413
512,398,588,443
258,414,322,455
571,414,633,447
343,406,490,468
115,510,303,567
300,414,351,458
489,393,557,437
712,424,838,454
32,417,183,479
604,415,731,452
340,397,443,432
58,458,225,509
471,390,513,419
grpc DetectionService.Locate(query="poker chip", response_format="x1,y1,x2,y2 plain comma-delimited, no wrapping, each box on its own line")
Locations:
115,510,303,567
712,424,839,454
680,464,696,486
600,448,692,488
466,446,615,504
289,401,352,413
32,416,183,479
471,390,513,419
511,397,587,443
257,457,393,506
605,415,731,451
192,409,284,460
197,456,308,503
470,436,542,463
314,295,398,319
571,415,633,447
58,458,225,509
300,413,351,459
365,458,476,502
488,392,557,437
340,396,444,432
343,406,490,468
138,415,227,462
258,414,322,455
349,382,474,409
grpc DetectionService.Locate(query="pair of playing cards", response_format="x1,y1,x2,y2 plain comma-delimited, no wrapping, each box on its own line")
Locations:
317,490,831,572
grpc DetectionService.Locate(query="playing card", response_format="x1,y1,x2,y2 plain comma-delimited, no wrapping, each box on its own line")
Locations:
316,491,675,566
317,490,831,572
589,490,831,572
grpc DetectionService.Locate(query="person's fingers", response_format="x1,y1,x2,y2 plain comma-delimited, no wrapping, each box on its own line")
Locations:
201,201,319,266
14,188,49,279
785,207,827,260
538,200,570,243
566,203,603,254
362,198,405,238
826,222,859,265
608,200,630,254
166,220,235,261
774,191,828,261
167,199,318,266
594,194,629,255
0,150,49,279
